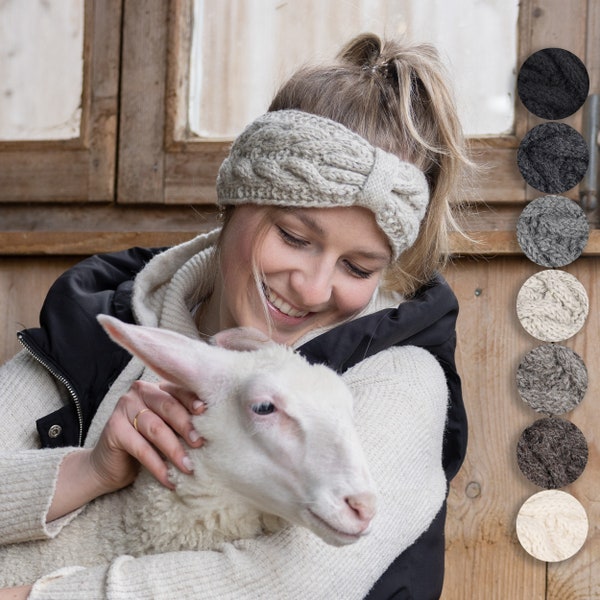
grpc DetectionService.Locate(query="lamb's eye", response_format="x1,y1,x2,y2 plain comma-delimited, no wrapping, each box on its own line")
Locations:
251,401,276,415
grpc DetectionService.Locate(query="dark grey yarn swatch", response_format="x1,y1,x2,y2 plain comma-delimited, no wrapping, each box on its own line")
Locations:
517,48,589,120
517,122,589,194
517,417,588,488
516,195,589,267
516,344,588,415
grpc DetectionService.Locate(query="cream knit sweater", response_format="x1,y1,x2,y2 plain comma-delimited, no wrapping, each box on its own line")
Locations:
0,232,449,599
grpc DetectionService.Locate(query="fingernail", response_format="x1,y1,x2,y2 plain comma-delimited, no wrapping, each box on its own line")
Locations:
189,429,201,443
182,455,194,472
192,400,205,413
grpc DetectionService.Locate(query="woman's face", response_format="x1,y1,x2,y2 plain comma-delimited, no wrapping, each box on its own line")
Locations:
217,205,391,345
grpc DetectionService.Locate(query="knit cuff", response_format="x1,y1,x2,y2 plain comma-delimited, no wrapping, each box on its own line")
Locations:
0,448,81,544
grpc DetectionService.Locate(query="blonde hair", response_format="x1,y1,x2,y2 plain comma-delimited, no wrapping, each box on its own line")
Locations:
267,33,472,296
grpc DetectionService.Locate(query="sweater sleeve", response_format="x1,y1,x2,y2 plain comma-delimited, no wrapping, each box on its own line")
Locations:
0,351,80,544
28,345,449,600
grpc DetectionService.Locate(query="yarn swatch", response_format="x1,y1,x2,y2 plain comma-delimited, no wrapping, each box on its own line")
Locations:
516,195,589,267
516,344,587,415
516,490,589,562
516,270,588,342
517,123,589,194
517,417,588,488
517,48,589,120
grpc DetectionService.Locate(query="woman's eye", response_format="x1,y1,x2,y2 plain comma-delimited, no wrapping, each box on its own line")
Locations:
277,226,309,248
251,401,277,415
344,261,374,280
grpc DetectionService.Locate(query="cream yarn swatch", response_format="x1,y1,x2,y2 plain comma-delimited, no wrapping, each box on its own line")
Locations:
516,270,589,342
516,490,588,562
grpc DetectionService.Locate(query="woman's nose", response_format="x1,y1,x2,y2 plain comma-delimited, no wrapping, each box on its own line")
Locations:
290,260,335,309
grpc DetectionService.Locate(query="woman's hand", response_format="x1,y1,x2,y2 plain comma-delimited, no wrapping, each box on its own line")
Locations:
0,585,32,599
90,380,206,492
47,381,205,522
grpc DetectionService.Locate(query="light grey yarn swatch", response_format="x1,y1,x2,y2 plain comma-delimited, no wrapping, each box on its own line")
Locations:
516,270,589,342
517,195,589,267
516,344,588,414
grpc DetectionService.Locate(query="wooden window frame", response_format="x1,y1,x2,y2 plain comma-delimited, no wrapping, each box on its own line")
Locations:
0,0,598,256
0,0,121,204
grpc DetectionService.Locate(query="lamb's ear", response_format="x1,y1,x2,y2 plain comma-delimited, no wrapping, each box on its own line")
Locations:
97,314,234,392
211,326,275,351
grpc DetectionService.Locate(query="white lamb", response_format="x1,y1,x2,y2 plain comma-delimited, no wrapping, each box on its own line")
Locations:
0,315,376,587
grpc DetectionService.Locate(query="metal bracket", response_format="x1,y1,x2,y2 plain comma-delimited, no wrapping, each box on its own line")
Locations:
580,94,599,211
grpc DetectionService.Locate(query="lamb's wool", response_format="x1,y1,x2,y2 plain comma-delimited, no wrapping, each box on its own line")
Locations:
516,269,588,342
516,417,588,489
0,233,449,599
516,195,589,268
516,343,587,415
216,110,429,260
516,122,589,194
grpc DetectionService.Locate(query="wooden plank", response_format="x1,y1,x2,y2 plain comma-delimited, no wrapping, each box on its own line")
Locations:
0,150,90,202
117,0,168,204
441,256,548,600
0,257,79,365
87,0,122,201
545,260,600,598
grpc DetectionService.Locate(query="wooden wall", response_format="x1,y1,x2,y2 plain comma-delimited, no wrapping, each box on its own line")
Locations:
1,253,599,598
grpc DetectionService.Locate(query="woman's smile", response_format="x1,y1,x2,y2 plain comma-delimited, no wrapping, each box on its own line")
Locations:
263,285,310,319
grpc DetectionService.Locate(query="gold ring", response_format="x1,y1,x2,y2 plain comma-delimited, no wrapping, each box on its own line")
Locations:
133,408,151,432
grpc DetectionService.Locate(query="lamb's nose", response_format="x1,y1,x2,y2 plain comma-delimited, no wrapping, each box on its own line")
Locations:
346,492,377,528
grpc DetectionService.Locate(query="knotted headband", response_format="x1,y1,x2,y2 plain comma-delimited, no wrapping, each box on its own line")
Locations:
216,109,430,260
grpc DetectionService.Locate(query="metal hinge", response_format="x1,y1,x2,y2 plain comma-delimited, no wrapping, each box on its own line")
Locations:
580,94,599,211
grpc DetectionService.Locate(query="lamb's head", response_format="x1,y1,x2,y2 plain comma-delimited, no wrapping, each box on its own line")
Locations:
98,315,376,547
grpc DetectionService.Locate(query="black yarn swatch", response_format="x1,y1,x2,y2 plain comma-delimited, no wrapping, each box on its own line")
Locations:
517,122,589,194
517,417,588,488
516,195,589,267
517,48,589,120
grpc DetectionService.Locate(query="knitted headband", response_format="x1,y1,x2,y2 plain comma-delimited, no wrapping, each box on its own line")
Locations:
216,109,430,260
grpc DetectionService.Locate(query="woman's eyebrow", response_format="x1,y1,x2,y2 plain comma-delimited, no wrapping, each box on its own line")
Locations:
289,210,325,236
289,210,390,262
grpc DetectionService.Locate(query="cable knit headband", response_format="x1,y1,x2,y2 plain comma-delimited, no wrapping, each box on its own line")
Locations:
216,109,430,260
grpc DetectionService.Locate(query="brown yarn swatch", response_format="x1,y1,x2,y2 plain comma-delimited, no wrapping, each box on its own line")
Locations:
517,417,588,488
516,344,588,415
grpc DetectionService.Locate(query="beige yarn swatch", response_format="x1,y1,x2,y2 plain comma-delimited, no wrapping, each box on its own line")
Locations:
516,490,588,562
516,270,588,342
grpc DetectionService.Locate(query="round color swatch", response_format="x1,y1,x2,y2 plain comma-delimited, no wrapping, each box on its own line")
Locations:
517,48,589,120
516,344,588,415
517,417,588,488
517,123,589,194
516,490,588,562
516,270,588,342
516,195,589,267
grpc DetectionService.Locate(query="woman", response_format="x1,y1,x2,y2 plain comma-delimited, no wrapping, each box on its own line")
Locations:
0,34,469,598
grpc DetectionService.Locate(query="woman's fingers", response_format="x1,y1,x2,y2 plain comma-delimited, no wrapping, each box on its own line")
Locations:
126,404,194,482
130,380,205,449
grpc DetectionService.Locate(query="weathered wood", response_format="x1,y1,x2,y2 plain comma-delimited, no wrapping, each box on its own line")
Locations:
442,255,600,599
117,0,168,204
0,257,79,365
0,0,121,203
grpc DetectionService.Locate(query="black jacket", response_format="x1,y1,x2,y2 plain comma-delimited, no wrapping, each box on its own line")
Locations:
18,246,467,600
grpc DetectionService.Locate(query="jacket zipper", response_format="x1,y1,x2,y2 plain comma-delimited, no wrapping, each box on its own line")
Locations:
17,331,84,446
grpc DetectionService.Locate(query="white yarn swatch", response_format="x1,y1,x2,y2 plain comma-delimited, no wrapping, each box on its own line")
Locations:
516,270,588,342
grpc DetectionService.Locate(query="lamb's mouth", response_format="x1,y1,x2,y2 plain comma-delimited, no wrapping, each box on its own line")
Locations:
306,509,364,543
263,285,310,319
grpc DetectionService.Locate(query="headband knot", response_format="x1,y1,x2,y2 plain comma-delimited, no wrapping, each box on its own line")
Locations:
216,109,429,259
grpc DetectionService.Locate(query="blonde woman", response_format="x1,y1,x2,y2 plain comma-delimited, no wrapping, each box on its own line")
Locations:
1,34,469,599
